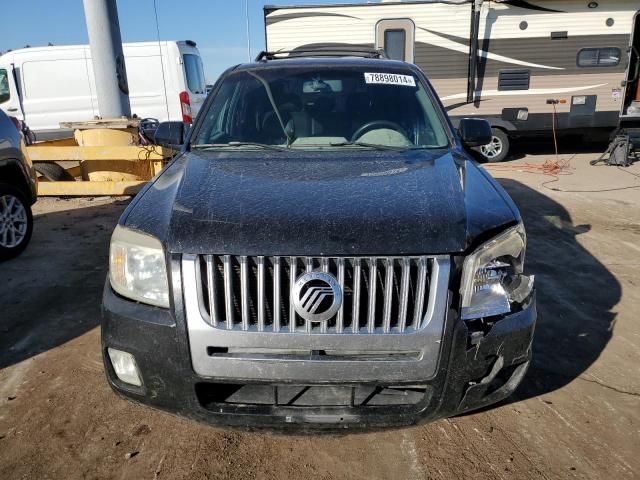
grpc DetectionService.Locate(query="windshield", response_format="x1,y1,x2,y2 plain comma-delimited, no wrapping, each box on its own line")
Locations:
193,67,449,150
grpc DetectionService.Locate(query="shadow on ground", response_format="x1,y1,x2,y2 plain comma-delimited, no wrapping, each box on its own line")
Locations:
0,200,128,369
498,179,619,403
506,135,609,162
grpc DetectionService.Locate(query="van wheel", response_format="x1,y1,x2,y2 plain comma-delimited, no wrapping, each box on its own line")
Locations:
0,183,34,261
480,128,510,163
34,162,75,181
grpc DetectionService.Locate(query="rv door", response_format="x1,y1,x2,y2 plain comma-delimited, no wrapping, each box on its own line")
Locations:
376,19,415,63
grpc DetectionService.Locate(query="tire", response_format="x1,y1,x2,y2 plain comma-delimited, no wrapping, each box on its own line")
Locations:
33,162,75,181
0,183,34,261
480,128,510,163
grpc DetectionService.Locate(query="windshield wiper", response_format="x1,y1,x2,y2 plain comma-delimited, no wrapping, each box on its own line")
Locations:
192,142,287,152
329,141,413,151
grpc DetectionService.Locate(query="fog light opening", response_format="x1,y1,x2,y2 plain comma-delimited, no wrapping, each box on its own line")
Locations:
107,348,143,387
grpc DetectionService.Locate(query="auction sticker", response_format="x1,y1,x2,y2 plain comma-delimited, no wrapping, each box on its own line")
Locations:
364,72,416,86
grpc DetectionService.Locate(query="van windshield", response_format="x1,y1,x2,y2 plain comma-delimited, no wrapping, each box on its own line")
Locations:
0,69,10,104
183,54,205,94
193,67,449,150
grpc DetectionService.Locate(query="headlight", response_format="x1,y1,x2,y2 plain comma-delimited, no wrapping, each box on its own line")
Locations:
460,223,534,320
109,225,170,308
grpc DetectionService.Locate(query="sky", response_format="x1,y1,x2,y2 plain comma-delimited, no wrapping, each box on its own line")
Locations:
0,0,375,83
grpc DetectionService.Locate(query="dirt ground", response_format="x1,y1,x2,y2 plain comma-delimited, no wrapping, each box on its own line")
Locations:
1,143,639,480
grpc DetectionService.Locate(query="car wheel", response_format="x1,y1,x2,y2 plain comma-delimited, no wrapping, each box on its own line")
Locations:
480,128,510,163
34,162,75,181
0,183,34,261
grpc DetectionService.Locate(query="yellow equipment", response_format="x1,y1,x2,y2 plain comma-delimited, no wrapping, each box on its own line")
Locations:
27,119,173,196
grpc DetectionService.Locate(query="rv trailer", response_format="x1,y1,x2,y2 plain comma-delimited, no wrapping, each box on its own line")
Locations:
264,0,640,162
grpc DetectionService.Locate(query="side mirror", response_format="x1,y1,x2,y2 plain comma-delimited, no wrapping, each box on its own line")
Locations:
458,118,492,147
154,121,185,148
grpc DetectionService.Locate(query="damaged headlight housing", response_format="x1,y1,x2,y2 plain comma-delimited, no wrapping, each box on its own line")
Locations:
460,223,534,320
109,225,170,308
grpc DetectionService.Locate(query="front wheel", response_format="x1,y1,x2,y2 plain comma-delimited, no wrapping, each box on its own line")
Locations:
480,128,510,163
0,183,34,261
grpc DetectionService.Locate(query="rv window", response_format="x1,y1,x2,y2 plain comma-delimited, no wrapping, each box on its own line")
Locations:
184,54,206,94
0,69,10,103
577,48,621,67
384,29,406,61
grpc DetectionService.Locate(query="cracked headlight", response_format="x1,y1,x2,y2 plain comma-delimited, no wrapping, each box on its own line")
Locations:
460,223,534,320
109,225,170,308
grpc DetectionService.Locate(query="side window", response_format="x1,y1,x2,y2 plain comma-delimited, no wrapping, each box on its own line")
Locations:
0,69,11,104
577,47,621,67
195,77,241,143
376,19,415,63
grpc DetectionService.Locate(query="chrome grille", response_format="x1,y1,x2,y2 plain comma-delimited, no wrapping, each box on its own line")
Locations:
194,255,436,334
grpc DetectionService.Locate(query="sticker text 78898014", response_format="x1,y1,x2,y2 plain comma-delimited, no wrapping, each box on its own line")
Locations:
364,72,416,87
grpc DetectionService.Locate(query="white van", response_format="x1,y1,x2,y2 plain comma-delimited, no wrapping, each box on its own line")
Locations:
0,40,206,140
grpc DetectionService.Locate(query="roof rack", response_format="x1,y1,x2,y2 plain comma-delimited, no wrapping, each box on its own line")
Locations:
255,48,387,62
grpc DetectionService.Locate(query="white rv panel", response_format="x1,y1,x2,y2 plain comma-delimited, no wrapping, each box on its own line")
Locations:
265,0,638,135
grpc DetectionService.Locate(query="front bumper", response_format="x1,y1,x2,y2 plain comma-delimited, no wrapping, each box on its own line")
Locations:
101,277,536,429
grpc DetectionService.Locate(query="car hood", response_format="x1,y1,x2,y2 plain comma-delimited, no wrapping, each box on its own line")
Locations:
123,148,519,256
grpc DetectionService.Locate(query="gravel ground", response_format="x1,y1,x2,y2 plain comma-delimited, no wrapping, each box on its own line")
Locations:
1,145,639,480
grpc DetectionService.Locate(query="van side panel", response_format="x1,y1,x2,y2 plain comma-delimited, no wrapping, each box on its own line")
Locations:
19,50,96,131
0,41,206,136
126,43,179,122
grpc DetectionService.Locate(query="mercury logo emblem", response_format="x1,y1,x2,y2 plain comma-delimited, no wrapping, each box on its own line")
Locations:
292,271,343,322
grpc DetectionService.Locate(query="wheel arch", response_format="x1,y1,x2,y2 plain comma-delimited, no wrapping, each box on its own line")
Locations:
0,159,36,204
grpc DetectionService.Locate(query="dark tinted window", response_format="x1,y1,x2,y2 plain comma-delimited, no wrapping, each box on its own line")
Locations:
0,69,10,104
384,29,406,61
577,47,621,67
183,54,205,93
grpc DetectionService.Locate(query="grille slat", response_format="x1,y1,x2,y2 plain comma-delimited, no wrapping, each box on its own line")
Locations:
336,258,345,334
412,257,428,330
398,258,410,332
289,256,297,333
382,259,394,333
205,255,219,327
367,259,377,333
257,256,265,332
273,257,281,332
240,256,250,331
197,255,434,335
223,255,234,330
352,258,362,333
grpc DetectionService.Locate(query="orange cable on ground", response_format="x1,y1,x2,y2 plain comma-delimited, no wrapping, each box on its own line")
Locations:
483,104,639,193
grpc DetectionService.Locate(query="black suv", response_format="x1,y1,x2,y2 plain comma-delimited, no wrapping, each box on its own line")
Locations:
102,52,536,429
0,110,36,261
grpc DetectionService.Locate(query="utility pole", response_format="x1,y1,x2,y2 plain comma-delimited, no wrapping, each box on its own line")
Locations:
245,0,252,61
82,0,131,118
